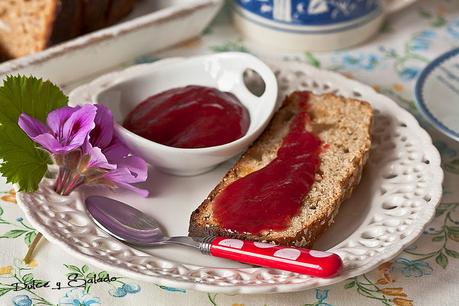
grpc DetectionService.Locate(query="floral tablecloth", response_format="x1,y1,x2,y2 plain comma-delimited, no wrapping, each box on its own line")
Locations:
1,0,459,305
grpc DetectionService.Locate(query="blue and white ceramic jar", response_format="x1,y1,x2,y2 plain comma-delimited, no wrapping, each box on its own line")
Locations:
233,0,417,51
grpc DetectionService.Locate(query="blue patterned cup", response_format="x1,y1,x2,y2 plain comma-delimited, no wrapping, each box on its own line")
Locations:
232,0,417,51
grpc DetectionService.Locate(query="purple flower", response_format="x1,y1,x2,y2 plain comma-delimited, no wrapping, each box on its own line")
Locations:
18,105,97,154
83,105,148,197
18,104,148,197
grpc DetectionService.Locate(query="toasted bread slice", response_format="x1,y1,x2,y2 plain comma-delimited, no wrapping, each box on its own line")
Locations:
189,92,373,247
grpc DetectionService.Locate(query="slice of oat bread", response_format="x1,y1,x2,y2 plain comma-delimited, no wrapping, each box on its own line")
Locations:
189,91,373,248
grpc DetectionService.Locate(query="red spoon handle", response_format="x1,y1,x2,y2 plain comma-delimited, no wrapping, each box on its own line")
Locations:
209,237,342,277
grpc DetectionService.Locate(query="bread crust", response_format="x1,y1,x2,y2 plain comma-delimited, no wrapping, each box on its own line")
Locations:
81,0,110,33
49,1,85,46
106,0,136,25
189,92,373,248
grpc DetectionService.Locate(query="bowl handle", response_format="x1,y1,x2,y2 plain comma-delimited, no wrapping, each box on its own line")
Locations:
225,53,279,116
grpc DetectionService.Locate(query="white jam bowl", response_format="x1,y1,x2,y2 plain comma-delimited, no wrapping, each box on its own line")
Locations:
69,52,278,176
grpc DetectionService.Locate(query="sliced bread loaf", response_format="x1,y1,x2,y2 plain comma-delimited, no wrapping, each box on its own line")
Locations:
189,91,373,247
0,0,136,59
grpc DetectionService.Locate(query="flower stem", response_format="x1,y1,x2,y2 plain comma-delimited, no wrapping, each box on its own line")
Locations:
62,174,84,196
23,232,43,264
54,168,64,194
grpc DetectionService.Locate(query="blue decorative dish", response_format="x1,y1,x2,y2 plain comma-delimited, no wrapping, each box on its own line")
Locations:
414,47,459,141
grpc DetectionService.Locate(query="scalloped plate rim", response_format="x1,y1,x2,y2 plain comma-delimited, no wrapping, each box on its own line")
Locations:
16,59,443,294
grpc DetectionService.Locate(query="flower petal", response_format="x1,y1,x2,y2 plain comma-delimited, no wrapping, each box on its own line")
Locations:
103,135,130,163
104,167,149,197
32,133,71,153
117,156,148,183
90,104,114,149
62,104,97,148
47,106,78,136
82,140,116,170
111,180,149,197
18,113,50,138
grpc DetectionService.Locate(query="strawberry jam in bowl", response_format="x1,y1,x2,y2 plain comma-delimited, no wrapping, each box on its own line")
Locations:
69,53,278,175
123,85,250,149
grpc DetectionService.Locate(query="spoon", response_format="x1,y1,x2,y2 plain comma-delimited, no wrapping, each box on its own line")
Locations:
85,196,343,277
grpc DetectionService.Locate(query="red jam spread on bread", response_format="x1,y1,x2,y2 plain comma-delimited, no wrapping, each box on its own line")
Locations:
123,85,250,149
213,92,322,234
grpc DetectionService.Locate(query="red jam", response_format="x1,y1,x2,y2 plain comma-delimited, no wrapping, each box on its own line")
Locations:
123,85,250,148
213,92,322,234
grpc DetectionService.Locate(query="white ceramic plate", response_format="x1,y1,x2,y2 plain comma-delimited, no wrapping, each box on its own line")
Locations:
414,47,459,141
17,60,443,294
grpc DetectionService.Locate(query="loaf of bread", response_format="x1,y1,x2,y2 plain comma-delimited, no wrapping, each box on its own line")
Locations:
0,0,136,59
189,91,373,247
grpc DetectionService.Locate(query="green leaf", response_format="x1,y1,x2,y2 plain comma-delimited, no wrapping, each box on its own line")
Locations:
0,75,67,192
0,125,50,192
22,273,33,283
0,229,27,238
445,164,459,175
435,252,448,269
98,271,108,278
0,287,12,297
209,41,248,53
0,206,3,216
304,52,321,68
379,22,393,34
435,208,446,217
445,249,459,258
447,226,459,235
34,279,48,286
87,272,95,280
432,236,445,242
432,16,446,27
82,265,89,274
448,232,459,242
24,231,37,247
0,75,68,124
64,264,82,274
418,8,432,18
344,281,356,289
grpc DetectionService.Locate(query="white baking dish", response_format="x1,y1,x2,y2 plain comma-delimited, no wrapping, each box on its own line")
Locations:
0,0,223,85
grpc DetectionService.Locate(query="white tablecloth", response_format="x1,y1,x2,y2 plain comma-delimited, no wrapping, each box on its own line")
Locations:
1,0,459,305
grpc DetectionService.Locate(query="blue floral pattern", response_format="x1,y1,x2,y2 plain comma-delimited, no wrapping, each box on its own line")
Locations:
59,289,100,306
12,295,32,306
393,258,433,277
109,283,141,297
330,53,380,71
1,1,459,306
235,0,380,25
447,19,459,39
408,30,436,51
